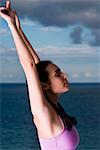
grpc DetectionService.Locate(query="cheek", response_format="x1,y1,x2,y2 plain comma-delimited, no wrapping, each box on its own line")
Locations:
50,79,69,93
50,80,63,92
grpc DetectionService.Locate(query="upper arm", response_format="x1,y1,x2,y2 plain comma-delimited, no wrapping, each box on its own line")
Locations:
24,63,48,116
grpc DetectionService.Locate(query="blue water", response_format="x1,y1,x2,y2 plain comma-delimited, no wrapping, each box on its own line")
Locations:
0,83,100,150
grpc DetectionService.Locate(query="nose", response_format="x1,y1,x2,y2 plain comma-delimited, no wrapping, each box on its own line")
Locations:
62,72,68,80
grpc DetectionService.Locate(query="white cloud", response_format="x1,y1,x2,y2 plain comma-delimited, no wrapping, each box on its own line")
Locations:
40,27,61,32
9,74,14,78
0,46,16,55
21,18,36,26
3,73,14,79
84,72,92,77
14,0,40,1
0,28,9,34
38,44,97,56
72,73,80,78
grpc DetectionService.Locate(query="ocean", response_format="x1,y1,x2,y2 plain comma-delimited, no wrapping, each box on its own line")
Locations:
0,83,100,150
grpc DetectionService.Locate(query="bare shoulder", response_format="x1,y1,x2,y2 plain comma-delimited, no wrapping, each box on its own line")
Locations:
33,102,63,138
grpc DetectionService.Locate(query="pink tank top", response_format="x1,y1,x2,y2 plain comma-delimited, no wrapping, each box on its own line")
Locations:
38,116,80,150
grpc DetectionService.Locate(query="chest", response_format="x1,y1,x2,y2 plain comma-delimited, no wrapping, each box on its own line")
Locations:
33,108,63,139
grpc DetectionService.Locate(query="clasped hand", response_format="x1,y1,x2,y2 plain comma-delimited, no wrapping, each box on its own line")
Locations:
0,0,20,29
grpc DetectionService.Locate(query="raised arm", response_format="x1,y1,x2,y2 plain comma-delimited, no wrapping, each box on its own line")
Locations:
17,26,40,64
6,0,40,64
0,5,48,116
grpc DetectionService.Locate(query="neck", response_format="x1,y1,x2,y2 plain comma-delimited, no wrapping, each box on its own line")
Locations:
45,90,60,105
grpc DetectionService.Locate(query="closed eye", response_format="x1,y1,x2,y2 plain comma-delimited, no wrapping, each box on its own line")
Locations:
55,68,62,77
55,72,61,77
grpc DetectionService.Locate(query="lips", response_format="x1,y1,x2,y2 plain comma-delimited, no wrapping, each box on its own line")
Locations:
63,80,68,86
64,82,68,86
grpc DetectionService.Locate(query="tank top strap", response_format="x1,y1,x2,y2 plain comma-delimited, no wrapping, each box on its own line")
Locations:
58,115,65,132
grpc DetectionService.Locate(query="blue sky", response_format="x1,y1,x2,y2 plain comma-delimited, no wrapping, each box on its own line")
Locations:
0,0,100,83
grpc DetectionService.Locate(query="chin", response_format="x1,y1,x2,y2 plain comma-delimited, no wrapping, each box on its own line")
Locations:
65,88,69,92
59,88,69,94
63,85,69,92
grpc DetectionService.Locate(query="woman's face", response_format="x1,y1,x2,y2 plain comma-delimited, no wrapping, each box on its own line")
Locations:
46,63,69,94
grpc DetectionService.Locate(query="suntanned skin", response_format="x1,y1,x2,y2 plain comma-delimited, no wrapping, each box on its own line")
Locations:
0,0,69,138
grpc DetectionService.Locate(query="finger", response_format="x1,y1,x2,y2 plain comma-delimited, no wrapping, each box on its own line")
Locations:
0,7,5,11
6,0,11,10
6,0,11,9
0,7,7,14
1,9,9,15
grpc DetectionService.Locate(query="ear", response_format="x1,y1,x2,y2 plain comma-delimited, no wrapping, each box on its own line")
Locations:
41,82,49,91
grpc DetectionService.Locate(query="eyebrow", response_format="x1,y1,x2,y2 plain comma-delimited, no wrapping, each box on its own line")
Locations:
54,68,69,77
54,68,61,73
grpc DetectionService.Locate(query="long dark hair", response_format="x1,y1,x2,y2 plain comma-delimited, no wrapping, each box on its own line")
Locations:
25,60,77,131
44,91,77,131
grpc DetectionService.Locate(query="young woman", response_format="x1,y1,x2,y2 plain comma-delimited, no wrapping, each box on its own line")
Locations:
0,1,80,149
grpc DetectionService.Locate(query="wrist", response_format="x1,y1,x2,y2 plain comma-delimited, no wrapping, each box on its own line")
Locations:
8,21,17,32
8,20,16,28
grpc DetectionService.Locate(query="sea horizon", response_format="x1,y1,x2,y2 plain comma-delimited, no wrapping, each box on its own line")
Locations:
0,82,100,84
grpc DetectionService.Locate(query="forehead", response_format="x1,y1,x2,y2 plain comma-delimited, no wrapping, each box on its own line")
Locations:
46,63,59,75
